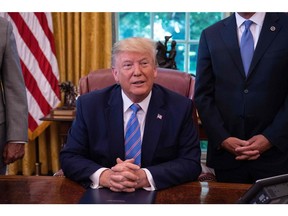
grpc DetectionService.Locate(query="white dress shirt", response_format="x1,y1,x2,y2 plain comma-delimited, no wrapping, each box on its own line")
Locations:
236,12,266,49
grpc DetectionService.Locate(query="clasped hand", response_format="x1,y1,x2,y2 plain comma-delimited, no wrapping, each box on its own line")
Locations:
221,135,272,160
100,158,149,192
3,143,25,164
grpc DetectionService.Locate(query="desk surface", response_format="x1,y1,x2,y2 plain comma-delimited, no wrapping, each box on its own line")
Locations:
0,175,251,204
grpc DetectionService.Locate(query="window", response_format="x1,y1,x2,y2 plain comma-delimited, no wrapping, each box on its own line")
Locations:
115,12,225,75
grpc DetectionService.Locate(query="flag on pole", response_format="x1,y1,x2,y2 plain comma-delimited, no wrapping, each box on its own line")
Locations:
0,12,61,140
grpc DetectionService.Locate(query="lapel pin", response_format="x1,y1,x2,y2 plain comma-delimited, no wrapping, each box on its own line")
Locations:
270,26,276,32
157,114,162,120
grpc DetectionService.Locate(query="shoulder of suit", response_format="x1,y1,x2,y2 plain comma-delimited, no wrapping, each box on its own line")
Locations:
152,83,190,101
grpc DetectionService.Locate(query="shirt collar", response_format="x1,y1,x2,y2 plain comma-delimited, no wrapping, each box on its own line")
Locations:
122,90,152,114
235,12,266,28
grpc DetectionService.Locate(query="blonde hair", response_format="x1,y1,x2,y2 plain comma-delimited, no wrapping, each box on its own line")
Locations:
111,37,157,67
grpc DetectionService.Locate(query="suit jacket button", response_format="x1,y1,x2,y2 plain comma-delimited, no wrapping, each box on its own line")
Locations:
244,89,249,93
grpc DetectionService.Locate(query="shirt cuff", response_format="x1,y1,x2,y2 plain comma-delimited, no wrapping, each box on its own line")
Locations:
142,168,156,191
89,167,108,189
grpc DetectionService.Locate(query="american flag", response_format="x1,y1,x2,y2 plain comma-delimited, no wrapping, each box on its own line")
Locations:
0,12,61,140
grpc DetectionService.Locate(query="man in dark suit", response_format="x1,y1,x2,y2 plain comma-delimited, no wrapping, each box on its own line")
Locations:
0,17,28,174
194,12,288,183
60,37,201,192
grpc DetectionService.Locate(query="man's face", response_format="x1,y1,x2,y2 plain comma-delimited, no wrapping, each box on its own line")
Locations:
112,51,157,103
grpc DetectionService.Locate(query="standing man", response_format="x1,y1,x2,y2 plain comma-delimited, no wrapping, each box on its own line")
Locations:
194,12,288,183
0,17,28,174
60,37,201,192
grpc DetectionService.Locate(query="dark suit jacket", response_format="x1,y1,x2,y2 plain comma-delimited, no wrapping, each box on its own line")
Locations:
194,13,288,171
60,84,201,190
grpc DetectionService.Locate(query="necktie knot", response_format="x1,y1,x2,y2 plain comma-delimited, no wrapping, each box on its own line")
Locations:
130,103,140,114
244,20,253,30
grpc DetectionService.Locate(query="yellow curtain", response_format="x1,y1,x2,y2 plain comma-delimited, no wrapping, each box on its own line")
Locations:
8,12,112,175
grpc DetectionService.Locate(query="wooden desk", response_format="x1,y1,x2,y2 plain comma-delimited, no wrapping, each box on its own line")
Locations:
0,175,251,204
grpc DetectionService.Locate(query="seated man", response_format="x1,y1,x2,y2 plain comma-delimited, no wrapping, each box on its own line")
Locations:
60,37,201,192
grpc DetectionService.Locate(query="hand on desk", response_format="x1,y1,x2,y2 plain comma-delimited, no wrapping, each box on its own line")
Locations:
99,158,150,192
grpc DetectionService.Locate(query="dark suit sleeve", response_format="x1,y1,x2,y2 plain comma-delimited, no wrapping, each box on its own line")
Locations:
194,30,230,149
59,95,102,187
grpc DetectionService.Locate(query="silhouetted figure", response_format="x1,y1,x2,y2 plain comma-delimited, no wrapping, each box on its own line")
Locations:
59,81,77,108
156,36,177,69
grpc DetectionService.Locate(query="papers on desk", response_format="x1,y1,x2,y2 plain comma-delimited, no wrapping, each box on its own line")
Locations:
79,188,156,204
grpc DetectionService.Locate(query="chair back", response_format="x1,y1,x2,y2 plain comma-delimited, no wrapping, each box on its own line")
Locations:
78,67,198,130
79,68,195,99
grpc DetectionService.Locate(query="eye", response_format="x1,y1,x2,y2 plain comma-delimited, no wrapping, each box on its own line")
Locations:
122,62,133,70
140,60,149,67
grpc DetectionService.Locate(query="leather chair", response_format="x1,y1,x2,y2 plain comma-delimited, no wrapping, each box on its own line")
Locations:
79,68,195,100
78,67,198,126
55,68,215,181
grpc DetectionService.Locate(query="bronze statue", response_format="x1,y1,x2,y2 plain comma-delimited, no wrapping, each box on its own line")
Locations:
58,81,77,109
156,36,177,69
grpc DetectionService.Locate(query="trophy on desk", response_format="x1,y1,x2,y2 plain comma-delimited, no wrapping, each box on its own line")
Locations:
51,81,78,117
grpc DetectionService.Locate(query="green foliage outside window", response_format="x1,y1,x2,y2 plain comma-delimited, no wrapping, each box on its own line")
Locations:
117,12,223,75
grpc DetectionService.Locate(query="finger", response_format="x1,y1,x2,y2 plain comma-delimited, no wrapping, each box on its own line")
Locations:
235,153,260,160
109,177,137,190
238,140,250,147
235,155,250,160
235,146,259,153
116,158,124,164
236,149,259,156
111,172,139,182
120,171,139,181
247,154,260,160
111,162,140,172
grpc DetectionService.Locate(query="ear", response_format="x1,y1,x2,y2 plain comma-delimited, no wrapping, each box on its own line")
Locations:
111,68,119,83
153,67,158,79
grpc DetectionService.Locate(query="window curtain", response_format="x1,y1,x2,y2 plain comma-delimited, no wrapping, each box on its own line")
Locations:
8,12,112,175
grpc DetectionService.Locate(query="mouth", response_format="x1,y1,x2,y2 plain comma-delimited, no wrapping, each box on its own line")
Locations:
132,81,145,85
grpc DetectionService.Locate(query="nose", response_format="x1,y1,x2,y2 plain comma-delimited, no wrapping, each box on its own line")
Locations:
133,63,142,76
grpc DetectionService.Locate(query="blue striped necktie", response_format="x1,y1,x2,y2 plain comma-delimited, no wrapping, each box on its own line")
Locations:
125,103,141,166
240,20,254,76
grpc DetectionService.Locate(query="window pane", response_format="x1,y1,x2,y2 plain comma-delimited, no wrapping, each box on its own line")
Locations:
173,42,185,72
189,43,198,75
190,12,223,40
118,12,151,39
153,12,186,41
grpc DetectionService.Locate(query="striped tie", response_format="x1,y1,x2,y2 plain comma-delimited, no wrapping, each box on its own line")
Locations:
125,104,141,166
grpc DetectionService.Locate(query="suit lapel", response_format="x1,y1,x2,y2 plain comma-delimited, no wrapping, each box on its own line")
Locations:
248,13,281,78
220,14,246,79
141,85,166,167
106,86,125,163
